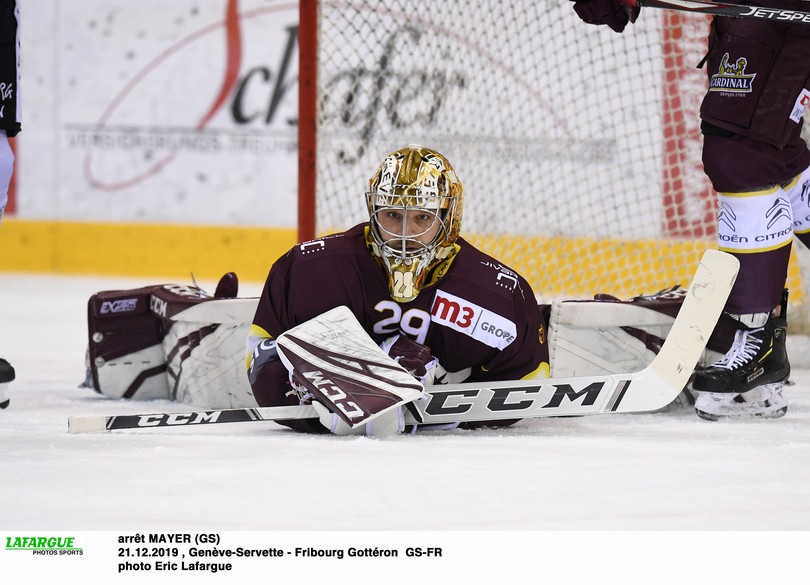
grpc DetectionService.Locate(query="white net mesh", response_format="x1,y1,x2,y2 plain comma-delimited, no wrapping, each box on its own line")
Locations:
310,1,809,322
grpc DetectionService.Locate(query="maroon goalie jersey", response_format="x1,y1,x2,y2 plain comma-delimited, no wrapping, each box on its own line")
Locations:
249,223,549,412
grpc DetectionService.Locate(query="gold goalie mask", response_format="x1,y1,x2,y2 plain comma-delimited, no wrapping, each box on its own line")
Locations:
366,145,464,303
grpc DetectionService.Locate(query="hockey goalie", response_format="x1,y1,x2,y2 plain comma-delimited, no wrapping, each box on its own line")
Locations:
82,146,756,435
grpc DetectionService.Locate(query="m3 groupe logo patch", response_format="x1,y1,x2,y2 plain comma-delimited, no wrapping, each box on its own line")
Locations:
430,289,517,349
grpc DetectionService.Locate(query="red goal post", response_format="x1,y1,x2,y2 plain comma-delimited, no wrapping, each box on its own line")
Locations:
297,1,810,325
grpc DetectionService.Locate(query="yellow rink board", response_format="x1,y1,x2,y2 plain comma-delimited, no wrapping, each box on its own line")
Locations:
0,219,297,284
0,219,805,309
467,234,805,307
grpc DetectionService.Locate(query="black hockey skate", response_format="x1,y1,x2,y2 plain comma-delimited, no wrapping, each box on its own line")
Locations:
0,357,14,409
692,292,789,420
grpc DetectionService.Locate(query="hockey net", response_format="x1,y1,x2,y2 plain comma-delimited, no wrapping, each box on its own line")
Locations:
299,1,810,327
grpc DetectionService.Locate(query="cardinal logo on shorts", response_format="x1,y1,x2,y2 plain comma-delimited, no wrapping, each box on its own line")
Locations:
709,54,756,94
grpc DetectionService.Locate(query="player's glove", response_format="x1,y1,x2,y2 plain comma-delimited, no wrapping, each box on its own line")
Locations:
379,334,440,385
571,0,639,33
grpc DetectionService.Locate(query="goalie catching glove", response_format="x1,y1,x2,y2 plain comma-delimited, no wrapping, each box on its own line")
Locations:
379,334,441,386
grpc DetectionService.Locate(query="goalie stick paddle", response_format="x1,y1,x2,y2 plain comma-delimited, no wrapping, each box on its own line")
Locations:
67,250,738,434
621,0,810,22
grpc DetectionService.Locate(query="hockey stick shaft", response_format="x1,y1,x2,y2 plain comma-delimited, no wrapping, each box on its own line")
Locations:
622,0,810,22
68,405,318,434
68,250,737,434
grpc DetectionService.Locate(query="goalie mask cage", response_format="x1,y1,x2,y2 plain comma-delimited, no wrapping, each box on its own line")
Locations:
298,1,810,327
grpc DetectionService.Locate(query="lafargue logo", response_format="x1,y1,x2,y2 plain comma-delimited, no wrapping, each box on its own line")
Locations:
67,0,298,191
709,53,756,94
5,536,84,556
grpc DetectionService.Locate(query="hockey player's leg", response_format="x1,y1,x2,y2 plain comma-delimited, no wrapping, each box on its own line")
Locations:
0,131,13,408
693,162,810,419
0,357,14,409
697,65,810,416
692,178,794,419
699,163,810,419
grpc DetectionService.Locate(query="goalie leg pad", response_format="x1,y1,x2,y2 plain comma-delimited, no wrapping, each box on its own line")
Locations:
86,287,170,400
548,291,729,379
548,298,674,378
163,320,257,409
153,286,259,409
85,278,259,406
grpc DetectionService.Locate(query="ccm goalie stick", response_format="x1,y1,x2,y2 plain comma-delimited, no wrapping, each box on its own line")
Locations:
620,0,810,22
68,250,738,434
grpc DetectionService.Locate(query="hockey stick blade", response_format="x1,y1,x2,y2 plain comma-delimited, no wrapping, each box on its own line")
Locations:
68,251,737,433
622,0,810,22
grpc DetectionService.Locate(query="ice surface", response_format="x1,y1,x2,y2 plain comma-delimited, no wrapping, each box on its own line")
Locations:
2,271,809,531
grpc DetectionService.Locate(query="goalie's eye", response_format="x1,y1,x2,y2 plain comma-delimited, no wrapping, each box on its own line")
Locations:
383,209,404,223
412,212,436,225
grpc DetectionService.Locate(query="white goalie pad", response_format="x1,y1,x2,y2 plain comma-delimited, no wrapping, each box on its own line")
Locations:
548,297,719,379
85,286,172,400
85,281,260,408
93,344,171,400
165,298,259,409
